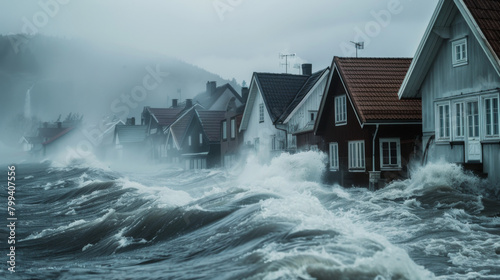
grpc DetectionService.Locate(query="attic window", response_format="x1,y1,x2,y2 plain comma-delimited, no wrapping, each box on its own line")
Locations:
452,38,468,67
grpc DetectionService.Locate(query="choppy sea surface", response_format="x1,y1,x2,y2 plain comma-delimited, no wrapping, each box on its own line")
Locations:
1,151,499,279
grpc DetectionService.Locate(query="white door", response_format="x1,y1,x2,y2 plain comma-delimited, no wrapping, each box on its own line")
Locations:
465,101,482,162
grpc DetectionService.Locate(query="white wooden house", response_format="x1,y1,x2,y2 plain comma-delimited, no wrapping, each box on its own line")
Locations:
278,68,329,150
239,64,328,157
398,0,500,184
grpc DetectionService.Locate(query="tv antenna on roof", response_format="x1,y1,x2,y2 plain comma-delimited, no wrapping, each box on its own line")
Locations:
279,53,296,74
350,41,364,58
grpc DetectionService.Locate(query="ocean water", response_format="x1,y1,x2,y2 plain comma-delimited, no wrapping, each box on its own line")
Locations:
1,151,499,280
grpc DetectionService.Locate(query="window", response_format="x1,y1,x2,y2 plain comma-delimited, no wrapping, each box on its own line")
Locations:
380,138,401,169
309,111,318,122
454,102,465,139
188,135,192,146
436,102,451,141
222,120,227,140
467,101,479,138
348,141,365,170
452,38,468,67
329,142,339,171
230,118,236,139
259,103,264,123
484,96,499,138
199,133,203,145
335,95,347,124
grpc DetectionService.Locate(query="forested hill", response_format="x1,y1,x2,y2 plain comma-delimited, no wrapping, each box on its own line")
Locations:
0,34,240,144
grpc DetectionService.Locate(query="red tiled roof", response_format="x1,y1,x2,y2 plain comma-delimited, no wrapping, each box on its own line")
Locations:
197,110,226,142
42,127,74,145
148,107,184,126
335,57,421,122
463,0,500,60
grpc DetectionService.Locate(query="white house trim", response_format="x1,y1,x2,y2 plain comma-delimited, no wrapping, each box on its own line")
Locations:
399,0,500,99
239,77,260,133
282,70,329,124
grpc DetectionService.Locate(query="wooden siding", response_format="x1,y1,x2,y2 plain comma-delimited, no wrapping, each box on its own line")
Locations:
420,11,500,134
243,86,284,155
317,70,421,187
286,78,327,133
483,144,500,184
220,112,244,165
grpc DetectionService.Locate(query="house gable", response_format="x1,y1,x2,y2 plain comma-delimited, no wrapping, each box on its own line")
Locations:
239,75,259,133
281,68,330,124
181,112,208,153
399,0,500,99
315,67,362,136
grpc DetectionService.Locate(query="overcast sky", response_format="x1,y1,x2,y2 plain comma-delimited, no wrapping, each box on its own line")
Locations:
0,0,438,84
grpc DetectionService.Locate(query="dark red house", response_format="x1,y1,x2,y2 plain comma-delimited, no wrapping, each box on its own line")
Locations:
220,97,245,168
314,57,422,188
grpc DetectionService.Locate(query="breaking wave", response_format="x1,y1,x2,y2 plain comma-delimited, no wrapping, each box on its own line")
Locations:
1,151,499,279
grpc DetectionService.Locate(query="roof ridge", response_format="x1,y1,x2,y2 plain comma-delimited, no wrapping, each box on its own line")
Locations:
335,56,412,60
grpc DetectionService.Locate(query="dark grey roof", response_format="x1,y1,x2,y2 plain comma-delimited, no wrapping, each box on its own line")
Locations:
255,73,309,123
192,83,242,109
278,68,329,122
255,69,328,123
114,125,147,144
146,107,184,126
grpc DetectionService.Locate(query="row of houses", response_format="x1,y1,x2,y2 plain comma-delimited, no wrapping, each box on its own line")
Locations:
239,0,500,187
112,81,246,170
25,0,500,188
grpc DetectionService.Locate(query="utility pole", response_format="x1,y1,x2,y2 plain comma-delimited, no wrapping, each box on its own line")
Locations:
280,53,296,74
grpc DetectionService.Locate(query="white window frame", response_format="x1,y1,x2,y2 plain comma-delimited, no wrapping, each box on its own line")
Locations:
452,101,465,141
230,118,236,139
188,135,192,146
435,101,451,142
348,140,365,171
452,38,468,67
199,133,203,145
482,94,500,139
259,103,264,123
329,142,339,171
379,138,401,170
335,95,347,125
222,120,227,140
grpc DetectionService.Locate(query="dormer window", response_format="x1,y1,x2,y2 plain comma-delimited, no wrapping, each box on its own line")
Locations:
452,38,468,67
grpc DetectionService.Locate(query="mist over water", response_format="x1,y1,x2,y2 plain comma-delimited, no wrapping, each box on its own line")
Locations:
1,151,499,280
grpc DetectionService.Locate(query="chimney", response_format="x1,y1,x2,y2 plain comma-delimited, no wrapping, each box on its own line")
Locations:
185,99,193,108
126,117,135,125
241,87,249,103
206,81,217,95
172,99,178,108
302,63,312,76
